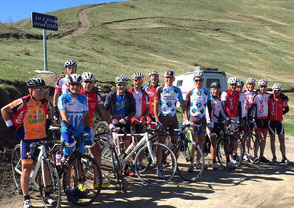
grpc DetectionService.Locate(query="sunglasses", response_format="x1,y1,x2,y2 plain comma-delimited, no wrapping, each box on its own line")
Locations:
273,90,281,92
33,87,45,92
194,79,203,82
133,79,143,83
117,83,127,86
70,83,81,86
84,81,95,84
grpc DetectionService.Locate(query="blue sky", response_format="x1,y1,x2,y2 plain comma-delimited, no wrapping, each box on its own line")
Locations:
0,0,125,23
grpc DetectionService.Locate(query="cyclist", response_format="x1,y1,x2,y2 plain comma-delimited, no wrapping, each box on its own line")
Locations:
53,60,77,120
128,72,150,132
58,74,94,193
80,72,111,188
221,77,242,167
185,70,211,172
206,81,227,170
104,75,136,176
154,70,188,178
143,70,160,122
268,84,290,163
250,79,271,163
1,78,55,208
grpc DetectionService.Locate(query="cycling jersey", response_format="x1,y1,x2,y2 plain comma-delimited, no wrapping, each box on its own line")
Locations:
155,85,183,116
242,89,257,118
268,97,288,121
221,89,241,118
251,92,271,119
115,94,126,116
55,75,69,95
128,88,149,119
186,87,211,118
79,89,103,127
9,95,49,140
207,96,226,124
58,92,89,135
143,84,159,115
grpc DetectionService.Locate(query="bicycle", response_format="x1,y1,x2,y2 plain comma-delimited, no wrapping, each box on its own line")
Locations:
111,123,177,187
216,120,243,169
166,124,205,182
11,138,61,208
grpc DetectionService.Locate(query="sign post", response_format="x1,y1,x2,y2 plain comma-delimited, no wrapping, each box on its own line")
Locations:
31,12,58,74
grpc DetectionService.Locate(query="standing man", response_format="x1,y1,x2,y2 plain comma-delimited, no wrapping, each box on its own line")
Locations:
154,70,188,178
1,78,55,208
185,70,211,171
53,60,77,120
268,84,289,163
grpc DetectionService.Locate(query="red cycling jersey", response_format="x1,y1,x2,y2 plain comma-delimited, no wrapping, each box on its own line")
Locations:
128,88,149,119
221,89,240,118
79,89,103,127
143,84,159,115
268,97,288,121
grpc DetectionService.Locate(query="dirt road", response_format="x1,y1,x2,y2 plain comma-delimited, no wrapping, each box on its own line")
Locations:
1,139,293,208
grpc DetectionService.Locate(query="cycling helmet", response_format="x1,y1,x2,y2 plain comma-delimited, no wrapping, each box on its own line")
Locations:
272,83,282,90
115,75,128,84
258,79,268,86
26,77,45,88
228,77,238,85
246,77,256,84
193,70,204,80
237,80,244,87
64,60,77,68
148,70,159,77
164,70,175,77
210,81,221,88
131,72,144,80
81,72,96,82
68,74,82,84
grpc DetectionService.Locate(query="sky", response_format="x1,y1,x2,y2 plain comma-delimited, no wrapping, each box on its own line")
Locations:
0,0,125,23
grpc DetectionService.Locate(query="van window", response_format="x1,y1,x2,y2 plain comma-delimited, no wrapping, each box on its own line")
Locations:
176,80,183,87
206,79,220,88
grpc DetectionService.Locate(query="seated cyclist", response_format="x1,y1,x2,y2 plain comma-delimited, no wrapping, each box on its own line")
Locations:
80,72,111,188
206,81,227,170
58,74,94,193
104,75,136,176
1,78,55,208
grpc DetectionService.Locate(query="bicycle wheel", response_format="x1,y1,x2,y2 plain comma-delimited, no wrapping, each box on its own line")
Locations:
63,154,102,206
110,148,126,192
134,143,177,187
217,135,242,169
242,133,258,163
176,140,205,182
11,144,22,194
38,160,61,208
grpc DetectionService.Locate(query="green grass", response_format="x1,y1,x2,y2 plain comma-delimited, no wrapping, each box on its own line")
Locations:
0,0,293,132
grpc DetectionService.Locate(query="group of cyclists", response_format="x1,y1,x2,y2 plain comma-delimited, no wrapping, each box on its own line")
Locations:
0,59,290,208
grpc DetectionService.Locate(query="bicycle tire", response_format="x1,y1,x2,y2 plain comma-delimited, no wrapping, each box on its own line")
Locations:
38,160,61,208
62,154,102,206
134,143,177,187
111,147,126,192
217,135,242,169
242,133,258,163
11,144,22,194
176,140,205,182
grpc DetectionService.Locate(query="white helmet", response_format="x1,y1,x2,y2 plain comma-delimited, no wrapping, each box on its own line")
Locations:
81,72,96,82
258,79,268,86
68,74,82,84
272,83,281,90
64,60,77,68
228,77,238,85
131,72,144,80
193,70,204,80
115,75,128,84
246,77,256,84
148,70,159,77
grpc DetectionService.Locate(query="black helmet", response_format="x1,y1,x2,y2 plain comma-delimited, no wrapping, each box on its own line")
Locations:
210,81,221,88
26,77,45,88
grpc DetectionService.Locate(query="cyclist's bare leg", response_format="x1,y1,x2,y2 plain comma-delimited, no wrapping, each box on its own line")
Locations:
278,134,286,158
193,133,205,161
255,131,262,158
259,131,267,157
156,136,166,167
21,163,33,196
90,144,101,183
210,134,217,161
270,134,276,158
44,163,52,192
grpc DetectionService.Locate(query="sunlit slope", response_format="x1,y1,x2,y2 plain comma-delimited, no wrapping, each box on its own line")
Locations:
0,0,293,88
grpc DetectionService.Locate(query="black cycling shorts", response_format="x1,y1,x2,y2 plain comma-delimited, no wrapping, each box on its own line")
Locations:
268,120,284,135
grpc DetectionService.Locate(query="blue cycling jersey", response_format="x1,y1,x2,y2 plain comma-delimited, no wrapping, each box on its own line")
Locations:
158,85,183,116
58,92,89,135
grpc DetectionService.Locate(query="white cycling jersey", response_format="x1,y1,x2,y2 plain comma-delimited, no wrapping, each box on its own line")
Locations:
251,92,271,119
206,96,227,124
242,89,257,118
186,87,211,118
55,75,70,95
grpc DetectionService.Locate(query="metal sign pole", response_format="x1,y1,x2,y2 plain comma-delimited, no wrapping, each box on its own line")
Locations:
43,29,47,71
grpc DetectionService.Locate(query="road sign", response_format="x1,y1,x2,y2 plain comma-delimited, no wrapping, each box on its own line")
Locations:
32,12,58,31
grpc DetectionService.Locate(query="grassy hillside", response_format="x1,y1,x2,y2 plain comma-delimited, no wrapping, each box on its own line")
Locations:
0,0,293,133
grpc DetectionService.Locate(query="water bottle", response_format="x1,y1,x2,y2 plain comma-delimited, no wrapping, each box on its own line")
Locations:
56,151,62,166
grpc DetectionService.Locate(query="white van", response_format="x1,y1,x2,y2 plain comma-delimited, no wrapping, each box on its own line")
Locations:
175,67,228,98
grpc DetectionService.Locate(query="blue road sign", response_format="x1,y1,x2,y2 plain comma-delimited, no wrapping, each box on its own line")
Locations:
32,12,58,31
